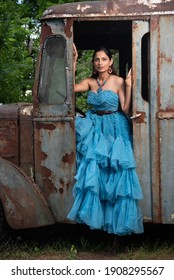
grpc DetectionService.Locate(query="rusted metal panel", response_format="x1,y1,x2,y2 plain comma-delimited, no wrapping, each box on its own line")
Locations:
42,0,174,20
19,105,34,179
157,111,174,119
160,119,174,223
132,20,152,222
150,16,162,223
0,104,23,166
32,17,75,223
33,19,74,118
155,15,174,223
150,15,174,223
0,157,55,229
34,120,75,222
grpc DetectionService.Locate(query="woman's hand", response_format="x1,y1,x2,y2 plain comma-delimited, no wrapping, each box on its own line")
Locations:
125,68,132,88
73,43,78,62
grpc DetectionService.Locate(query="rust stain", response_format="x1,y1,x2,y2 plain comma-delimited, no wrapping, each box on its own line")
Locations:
62,152,75,164
1,186,35,226
59,187,63,194
155,119,162,222
160,52,172,64
157,17,161,108
151,16,159,31
59,179,71,192
153,20,162,223
0,121,18,165
42,0,174,19
133,111,147,123
0,183,52,229
58,179,65,194
157,109,174,120
107,1,120,13
44,178,57,196
66,182,71,188
60,178,64,186
41,166,52,177
64,19,73,38
69,120,75,131
41,21,52,45
160,107,174,112
36,123,56,130
132,22,139,30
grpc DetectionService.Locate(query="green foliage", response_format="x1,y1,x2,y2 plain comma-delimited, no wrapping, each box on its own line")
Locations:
75,50,93,112
0,0,96,104
1,228,174,260
0,0,119,105
0,0,34,103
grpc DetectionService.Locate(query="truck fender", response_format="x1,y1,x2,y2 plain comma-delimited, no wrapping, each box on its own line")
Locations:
0,157,55,229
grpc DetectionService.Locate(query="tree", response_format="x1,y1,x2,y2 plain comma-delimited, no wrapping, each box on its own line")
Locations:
0,0,34,103
0,0,100,104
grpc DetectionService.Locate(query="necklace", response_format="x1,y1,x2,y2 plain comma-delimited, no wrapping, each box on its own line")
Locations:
97,75,110,92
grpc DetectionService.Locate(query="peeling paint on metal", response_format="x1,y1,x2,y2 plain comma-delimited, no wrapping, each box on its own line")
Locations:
157,111,174,119
20,105,33,116
41,0,174,20
0,157,55,229
64,19,73,38
77,3,92,13
43,8,53,17
62,152,75,165
138,0,160,9
160,52,172,64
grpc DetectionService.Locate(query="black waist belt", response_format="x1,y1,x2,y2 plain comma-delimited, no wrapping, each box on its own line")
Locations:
95,110,117,116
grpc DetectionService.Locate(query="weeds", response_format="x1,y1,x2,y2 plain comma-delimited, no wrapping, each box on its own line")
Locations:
67,245,78,260
0,224,174,260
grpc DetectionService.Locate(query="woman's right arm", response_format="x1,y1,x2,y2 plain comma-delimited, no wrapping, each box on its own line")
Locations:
73,43,90,93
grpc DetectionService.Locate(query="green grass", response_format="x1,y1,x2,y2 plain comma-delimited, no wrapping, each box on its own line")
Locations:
1,224,174,260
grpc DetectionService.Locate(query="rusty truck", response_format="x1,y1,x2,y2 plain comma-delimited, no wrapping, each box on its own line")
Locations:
0,0,174,238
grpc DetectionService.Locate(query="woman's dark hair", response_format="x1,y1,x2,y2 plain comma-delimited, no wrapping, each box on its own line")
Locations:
91,46,117,78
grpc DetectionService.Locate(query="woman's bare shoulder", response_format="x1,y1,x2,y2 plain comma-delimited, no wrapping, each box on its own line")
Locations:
112,75,124,83
81,77,95,84
111,75,124,88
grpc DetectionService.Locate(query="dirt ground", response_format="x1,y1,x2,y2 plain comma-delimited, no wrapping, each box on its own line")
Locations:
37,251,119,260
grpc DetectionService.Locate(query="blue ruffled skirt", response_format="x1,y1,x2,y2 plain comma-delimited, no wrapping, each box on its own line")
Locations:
67,110,144,235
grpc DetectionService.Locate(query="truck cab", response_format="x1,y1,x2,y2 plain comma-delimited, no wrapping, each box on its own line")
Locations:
0,0,174,237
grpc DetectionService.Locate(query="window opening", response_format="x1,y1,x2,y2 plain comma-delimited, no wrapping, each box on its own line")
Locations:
38,36,67,105
141,33,150,102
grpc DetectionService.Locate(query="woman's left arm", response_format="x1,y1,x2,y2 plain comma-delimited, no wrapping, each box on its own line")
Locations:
118,69,132,114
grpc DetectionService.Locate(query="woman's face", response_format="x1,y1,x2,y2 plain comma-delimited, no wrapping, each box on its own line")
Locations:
93,50,112,73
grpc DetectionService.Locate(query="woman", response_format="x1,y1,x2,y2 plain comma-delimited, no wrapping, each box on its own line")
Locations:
67,44,144,235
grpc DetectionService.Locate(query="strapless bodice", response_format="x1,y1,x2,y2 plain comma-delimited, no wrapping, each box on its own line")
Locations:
87,90,119,111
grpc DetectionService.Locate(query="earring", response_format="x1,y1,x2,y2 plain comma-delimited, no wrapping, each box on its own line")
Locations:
108,66,112,74
93,67,97,74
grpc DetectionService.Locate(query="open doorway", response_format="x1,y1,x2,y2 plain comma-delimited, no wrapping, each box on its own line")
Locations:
73,20,132,113
74,20,132,76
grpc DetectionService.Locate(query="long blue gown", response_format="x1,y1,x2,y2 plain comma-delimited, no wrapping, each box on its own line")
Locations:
67,89,144,235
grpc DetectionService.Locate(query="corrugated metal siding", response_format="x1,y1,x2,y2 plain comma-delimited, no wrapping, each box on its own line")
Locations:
150,15,174,223
133,15,174,224
132,20,152,222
